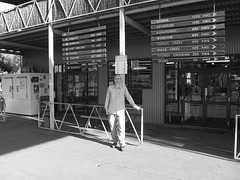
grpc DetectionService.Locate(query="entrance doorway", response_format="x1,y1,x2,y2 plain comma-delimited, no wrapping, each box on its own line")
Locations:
181,68,230,129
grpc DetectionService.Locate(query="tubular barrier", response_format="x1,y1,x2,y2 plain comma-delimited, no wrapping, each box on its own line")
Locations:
38,101,143,144
234,115,240,160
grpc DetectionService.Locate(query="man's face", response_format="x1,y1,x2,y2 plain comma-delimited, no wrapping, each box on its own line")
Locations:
114,76,121,85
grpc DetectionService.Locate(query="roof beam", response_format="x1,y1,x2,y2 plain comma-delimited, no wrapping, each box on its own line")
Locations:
53,28,64,36
0,40,47,51
125,15,151,36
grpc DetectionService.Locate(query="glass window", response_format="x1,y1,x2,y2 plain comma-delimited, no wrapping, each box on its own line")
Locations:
108,58,152,89
165,63,181,124
128,88,142,105
108,58,151,105
129,59,152,88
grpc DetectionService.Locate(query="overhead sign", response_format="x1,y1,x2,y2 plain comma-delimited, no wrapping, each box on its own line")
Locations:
151,11,225,24
62,43,106,52
151,17,225,30
153,56,226,63
151,30,225,41
152,44,225,53
62,26,107,67
151,11,225,63
62,37,106,47
151,23,225,35
151,37,225,47
152,50,225,59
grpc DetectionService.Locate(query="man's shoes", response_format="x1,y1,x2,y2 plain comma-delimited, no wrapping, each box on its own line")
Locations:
120,146,125,152
111,143,117,148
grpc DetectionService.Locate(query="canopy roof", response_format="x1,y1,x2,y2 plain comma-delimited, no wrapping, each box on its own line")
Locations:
0,0,239,54
0,0,30,5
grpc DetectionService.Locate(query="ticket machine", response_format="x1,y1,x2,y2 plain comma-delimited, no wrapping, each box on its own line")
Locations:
2,73,49,115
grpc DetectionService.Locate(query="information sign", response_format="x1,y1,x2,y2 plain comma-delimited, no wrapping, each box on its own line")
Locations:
62,32,106,42
63,53,106,61
151,37,225,47
151,30,225,41
62,43,106,52
151,11,225,63
62,26,107,66
153,56,226,62
151,17,225,30
151,11,225,24
151,23,225,35
62,37,106,47
152,44,225,53
152,50,225,58
62,26,106,37
115,55,128,74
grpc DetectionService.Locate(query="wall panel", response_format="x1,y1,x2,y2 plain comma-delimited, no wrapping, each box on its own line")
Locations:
226,26,240,55
142,62,165,125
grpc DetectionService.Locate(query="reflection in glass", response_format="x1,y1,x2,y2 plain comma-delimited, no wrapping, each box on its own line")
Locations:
183,72,203,124
230,71,240,127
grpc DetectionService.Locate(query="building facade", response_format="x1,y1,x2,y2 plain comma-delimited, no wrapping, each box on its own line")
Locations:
0,0,239,129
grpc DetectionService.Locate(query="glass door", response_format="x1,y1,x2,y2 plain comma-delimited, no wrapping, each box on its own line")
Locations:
205,71,229,128
230,70,240,129
87,72,98,104
182,71,204,126
181,68,229,128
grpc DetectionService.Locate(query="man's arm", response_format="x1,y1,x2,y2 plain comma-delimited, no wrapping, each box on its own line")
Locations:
125,87,141,110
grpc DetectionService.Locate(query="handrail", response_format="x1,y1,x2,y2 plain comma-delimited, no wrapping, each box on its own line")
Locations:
234,115,240,160
38,101,143,144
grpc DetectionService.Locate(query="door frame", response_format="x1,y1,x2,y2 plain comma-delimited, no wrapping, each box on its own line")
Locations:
180,67,231,128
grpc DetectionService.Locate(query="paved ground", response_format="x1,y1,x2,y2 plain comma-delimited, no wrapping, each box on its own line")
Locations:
0,114,240,180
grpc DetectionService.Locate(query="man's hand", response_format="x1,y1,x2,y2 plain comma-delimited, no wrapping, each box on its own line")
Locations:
105,109,109,115
133,105,142,111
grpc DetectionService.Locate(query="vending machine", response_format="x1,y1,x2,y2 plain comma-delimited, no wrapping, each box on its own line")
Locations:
2,73,49,115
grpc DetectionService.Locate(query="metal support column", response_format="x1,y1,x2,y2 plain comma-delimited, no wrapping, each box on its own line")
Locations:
119,0,126,80
119,0,125,56
48,0,55,129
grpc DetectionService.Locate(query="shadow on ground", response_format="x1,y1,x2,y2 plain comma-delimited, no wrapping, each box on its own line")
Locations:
0,114,237,161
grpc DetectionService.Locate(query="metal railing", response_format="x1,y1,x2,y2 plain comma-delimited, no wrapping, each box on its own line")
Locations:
234,115,240,160
38,101,143,144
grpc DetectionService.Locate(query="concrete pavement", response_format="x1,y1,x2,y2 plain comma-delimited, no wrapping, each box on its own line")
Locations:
0,114,239,180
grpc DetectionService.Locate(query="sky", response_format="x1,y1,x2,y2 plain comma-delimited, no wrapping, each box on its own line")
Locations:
0,2,14,12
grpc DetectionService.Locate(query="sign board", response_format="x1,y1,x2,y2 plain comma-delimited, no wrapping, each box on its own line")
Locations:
152,50,225,58
115,55,127,74
151,11,225,24
152,44,225,53
151,37,225,47
151,30,225,41
151,23,225,35
151,17,225,30
151,11,225,63
153,56,226,63
62,26,107,66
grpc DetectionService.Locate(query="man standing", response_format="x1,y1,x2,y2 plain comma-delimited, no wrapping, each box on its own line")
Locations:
105,75,141,151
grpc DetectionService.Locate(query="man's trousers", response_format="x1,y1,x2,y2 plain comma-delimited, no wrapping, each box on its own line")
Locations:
108,109,125,147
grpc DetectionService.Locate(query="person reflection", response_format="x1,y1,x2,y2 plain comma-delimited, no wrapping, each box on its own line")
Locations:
191,82,202,120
